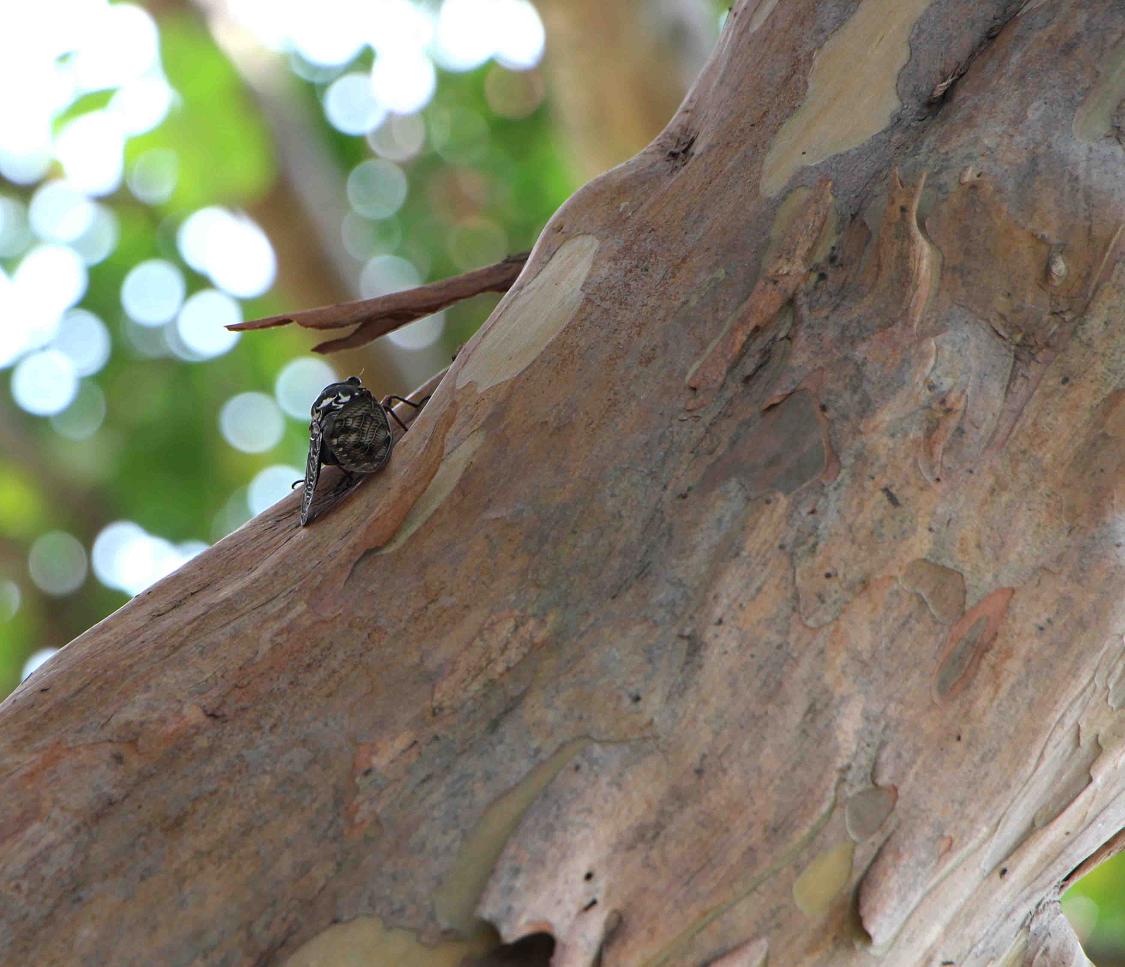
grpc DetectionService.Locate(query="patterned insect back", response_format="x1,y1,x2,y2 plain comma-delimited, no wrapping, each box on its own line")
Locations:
321,397,392,473
299,376,395,526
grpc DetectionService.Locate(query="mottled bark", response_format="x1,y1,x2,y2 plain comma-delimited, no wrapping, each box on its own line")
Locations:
2,2,1124,966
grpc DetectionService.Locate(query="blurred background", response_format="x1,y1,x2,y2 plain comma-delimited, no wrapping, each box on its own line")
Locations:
0,0,1119,955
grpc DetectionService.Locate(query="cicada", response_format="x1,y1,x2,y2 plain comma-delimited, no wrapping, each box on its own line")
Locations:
299,376,423,526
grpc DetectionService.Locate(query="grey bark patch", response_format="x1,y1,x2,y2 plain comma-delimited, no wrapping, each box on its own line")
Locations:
699,390,827,500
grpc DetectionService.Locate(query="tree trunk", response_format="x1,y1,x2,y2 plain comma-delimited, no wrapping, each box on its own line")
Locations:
2,2,1124,965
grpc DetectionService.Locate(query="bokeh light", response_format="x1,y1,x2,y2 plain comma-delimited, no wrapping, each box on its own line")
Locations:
0,581,20,622
367,113,426,163
55,111,126,196
367,0,435,54
21,648,58,682
108,74,174,136
324,73,387,136
177,207,276,299
28,531,88,596
347,159,408,219
71,204,119,265
492,0,546,70
70,3,160,92
92,521,207,597
219,392,285,454
49,381,107,441
429,106,490,165
222,0,544,142
275,357,338,419
433,0,544,73
248,465,304,516
0,197,31,257
0,0,563,847
54,309,111,376
11,350,79,416
29,181,95,243
387,313,445,351
127,149,178,205
359,253,421,300
371,50,437,114
121,317,172,359
7,244,89,360
175,289,242,360
433,0,496,72
290,0,368,67
121,258,186,326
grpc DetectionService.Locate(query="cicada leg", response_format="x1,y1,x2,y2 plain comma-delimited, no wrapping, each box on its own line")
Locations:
382,394,431,433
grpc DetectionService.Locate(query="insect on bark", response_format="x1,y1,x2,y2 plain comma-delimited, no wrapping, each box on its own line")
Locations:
298,376,426,526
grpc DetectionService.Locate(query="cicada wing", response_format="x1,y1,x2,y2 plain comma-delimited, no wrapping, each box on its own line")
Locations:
300,419,323,526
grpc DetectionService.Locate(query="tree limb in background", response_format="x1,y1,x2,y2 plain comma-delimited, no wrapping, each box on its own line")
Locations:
191,0,408,388
228,252,530,353
535,0,716,179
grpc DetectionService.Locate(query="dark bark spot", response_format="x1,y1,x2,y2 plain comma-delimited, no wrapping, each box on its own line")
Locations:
467,932,555,966
666,131,696,170
699,390,826,498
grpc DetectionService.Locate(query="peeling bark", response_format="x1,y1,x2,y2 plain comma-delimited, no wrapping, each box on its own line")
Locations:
1,1,1123,965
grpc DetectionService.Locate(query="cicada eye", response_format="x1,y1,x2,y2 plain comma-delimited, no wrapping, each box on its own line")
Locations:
347,376,362,386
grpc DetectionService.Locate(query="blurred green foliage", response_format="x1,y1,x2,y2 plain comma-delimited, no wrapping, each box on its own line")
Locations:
1065,850,1125,963
136,16,277,209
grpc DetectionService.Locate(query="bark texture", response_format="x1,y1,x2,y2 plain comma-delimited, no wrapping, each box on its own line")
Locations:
2,1,1124,966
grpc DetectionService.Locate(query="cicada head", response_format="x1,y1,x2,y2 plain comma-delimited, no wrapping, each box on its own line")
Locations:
310,375,372,418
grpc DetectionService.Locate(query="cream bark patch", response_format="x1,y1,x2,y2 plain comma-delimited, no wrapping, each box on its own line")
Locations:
376,430,485,555
285,914,492,967
792,840,855,917
764,184,838,267
433,738,589,934
456,234,599,393
760,0,934,196
747,0,781,33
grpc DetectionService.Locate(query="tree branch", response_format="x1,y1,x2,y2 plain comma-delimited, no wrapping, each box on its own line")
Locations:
228,252,530,353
